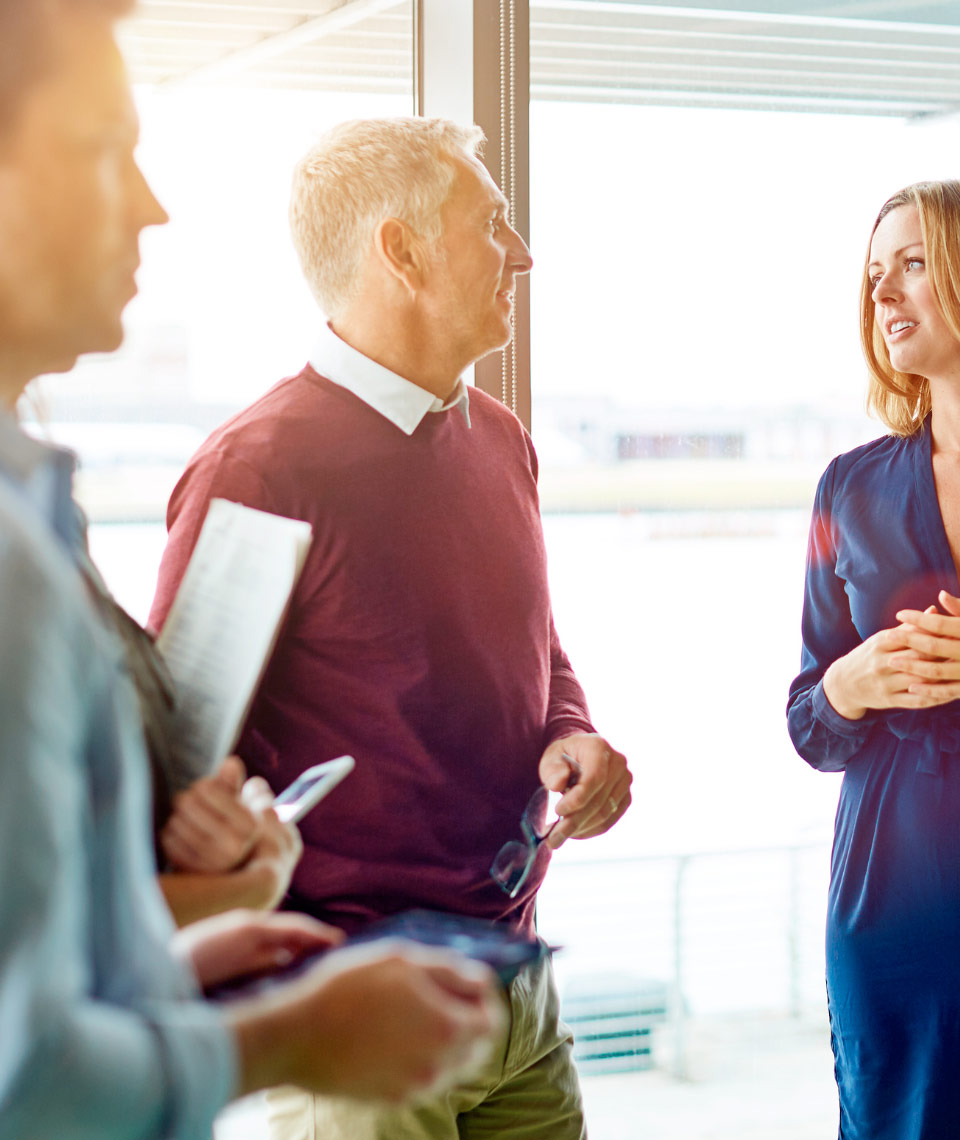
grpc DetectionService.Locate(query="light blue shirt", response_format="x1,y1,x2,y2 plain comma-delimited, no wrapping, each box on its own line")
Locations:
0,415,236,1138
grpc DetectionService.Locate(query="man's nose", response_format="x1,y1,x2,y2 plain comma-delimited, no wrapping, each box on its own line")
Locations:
508,225,533,274
131,160,169,231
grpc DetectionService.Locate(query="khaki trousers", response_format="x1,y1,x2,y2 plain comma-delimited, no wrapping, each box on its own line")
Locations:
265,952,585,1140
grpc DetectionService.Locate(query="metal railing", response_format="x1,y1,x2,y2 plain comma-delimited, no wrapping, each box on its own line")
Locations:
536,842,831,1077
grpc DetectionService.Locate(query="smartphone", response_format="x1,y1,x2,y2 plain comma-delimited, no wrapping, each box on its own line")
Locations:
273,755,355,823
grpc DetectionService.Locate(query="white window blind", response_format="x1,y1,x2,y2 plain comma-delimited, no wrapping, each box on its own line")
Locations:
122,1,960,118
530,1,960,116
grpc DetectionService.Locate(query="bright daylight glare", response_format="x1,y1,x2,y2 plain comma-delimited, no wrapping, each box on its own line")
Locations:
28,67,960,1140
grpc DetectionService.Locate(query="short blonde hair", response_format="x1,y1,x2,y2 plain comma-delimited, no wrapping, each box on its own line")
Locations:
862,180,960,436
290,116,485,318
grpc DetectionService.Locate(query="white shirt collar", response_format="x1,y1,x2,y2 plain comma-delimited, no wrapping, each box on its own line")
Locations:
308,322,471,436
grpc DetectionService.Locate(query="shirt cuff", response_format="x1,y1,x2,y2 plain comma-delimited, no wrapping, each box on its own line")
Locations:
811,680,872,737
148,1001,238,1139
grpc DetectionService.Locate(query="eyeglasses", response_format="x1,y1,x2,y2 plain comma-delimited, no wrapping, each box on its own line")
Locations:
491,756,581,899
490,785,561,899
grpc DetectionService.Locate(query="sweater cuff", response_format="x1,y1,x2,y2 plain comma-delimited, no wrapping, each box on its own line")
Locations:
544,717,597,748
811,679,872,737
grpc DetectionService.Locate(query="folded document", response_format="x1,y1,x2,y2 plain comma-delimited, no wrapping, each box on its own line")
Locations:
156,497,312,780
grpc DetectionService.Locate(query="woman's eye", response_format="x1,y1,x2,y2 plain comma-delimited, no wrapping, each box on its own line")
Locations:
906,257,924,271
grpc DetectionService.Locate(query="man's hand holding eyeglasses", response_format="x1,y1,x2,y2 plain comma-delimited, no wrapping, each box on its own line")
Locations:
539,733,631,848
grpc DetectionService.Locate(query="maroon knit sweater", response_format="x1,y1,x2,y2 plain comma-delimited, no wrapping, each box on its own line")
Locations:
150,366,594,935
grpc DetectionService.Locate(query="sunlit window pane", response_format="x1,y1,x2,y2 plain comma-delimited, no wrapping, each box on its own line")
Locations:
530,3,960,1133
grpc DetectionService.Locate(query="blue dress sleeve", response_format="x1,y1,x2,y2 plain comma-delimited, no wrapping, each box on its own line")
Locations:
787,459,874,771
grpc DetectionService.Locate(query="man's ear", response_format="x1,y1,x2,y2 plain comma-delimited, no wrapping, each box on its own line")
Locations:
374,217,427,296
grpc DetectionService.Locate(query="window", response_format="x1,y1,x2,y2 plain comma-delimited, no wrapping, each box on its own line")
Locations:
528,2,960,1132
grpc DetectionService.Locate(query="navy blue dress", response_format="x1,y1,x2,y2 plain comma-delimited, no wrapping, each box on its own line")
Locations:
788,423,960,1140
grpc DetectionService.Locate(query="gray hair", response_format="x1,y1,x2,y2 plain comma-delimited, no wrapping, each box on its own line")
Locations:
290,116,485,318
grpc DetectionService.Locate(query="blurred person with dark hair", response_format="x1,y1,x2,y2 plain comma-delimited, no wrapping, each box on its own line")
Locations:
0,3,504,1136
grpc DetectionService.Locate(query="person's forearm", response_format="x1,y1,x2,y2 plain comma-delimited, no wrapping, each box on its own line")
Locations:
544,622,595,743
226,994,310,1097
159,864,285,928
823,657,868,721
222,947,502,1105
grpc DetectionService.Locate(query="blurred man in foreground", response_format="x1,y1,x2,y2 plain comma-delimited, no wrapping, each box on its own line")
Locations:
0,3,503,1136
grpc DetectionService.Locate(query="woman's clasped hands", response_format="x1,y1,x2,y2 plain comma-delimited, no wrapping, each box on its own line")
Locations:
824,589,960,719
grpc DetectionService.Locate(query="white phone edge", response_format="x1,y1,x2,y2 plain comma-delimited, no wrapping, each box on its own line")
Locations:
274,755,356,824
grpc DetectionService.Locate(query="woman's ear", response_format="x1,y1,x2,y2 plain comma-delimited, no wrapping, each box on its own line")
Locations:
374,217,427,297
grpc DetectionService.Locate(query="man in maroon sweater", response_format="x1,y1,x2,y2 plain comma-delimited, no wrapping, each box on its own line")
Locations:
150,117,631,1140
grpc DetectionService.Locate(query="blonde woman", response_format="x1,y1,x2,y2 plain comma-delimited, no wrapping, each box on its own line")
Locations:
788,180,960,1138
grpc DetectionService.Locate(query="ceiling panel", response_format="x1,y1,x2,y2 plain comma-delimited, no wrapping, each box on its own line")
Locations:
119,0,413,91
118,0,960,117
